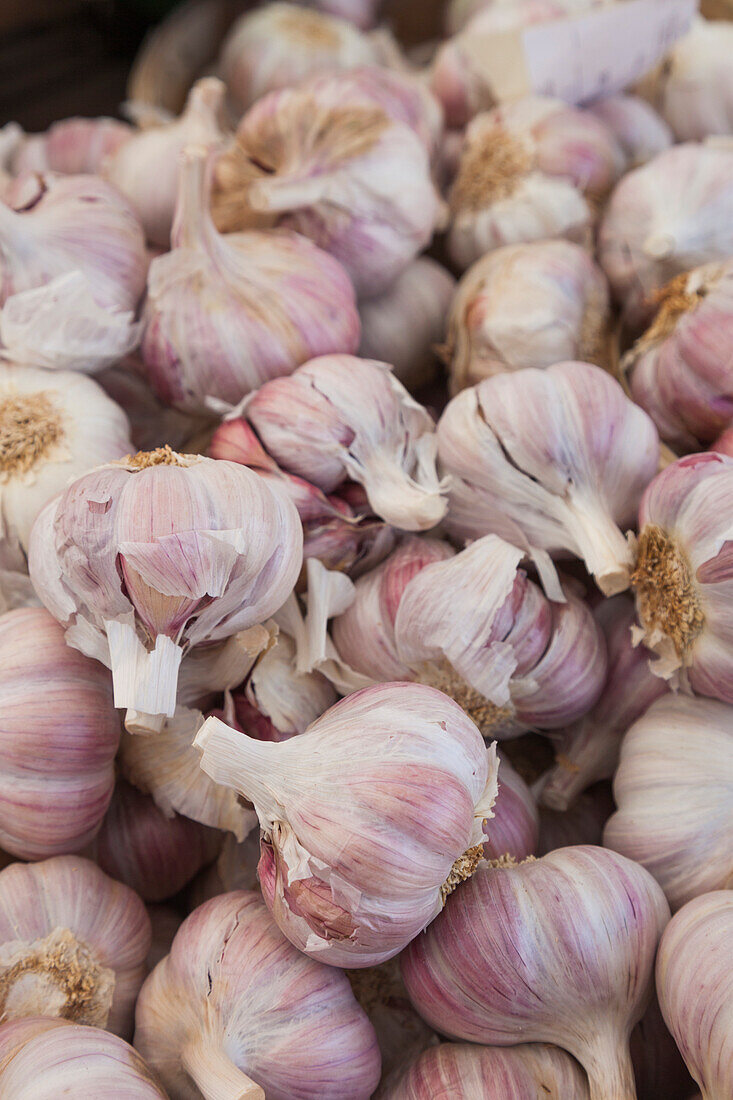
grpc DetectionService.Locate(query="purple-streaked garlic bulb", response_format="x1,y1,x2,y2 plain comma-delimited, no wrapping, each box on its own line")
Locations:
146,904,181,972
0,856,150,1039
484,751,539,860
135,891,381,1099
437,360,659,598
89,781,220,903
220,3,385,113
538,782,615,854
587,94,673,168
631,452,733,700
195,682,499,967
359,258,455,392
623,261,733,450
333,533,607,737
28,448,302,721
443,239,611,392
104,78,228,248
541,595,668,810
402,845,671,1100
382,1041,591,1099
631,995,698,1100
212,72,442,296
599,144,733,323
604,694,733,911
656,891,733,1100
447,96,623,269
244,355,448,532
10,116,132,175
141,146,359,414
0,607,119,859
0,1017,166,1099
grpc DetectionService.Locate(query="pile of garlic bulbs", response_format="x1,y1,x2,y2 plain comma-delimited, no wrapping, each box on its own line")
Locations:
0,1,731,1097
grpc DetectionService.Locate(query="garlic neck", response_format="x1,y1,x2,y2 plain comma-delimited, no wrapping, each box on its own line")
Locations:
640,271,705,349
181,1035,264,1100
450,130,532,212
0,390,64,478
580,1026,638,1100
118,444,190,470
632,524,704,660
563,493,636,596
172,146,221,253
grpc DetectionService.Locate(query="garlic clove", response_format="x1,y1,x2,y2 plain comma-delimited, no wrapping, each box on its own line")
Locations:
587,94,673,168
10,116,133,176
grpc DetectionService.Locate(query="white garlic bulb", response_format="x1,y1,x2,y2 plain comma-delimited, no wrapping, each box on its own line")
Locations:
587,94,672,167
644,18,733,142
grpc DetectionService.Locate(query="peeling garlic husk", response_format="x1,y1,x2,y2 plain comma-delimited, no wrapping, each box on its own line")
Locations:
603,694,733,911
443,239,611,392
587,94,673,168
402,845,671,1100
0,1017,167,1099
447,96,623,269
0,856,150,1039
0,607,119,859
195,682,499,967
104,78,229,248
656,892,733,1100
537,782,615,854
134,890,381,1100
437,360,659,598
10,116,132,175
623,260,733,451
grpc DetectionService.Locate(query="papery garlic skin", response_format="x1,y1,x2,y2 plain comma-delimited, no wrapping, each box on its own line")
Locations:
135,891,381,1100
105,78,228,248
245,355,447,532
359,258,455,392
447,96,623,269
297,0,381,29
657,892,733,1100
443,240,610,392
28,449,302,720
142,146,359,414
220,2,383,113
382,1041,590,1099
213,72,442,297
645,19,733,142
623,261,733,450
0,607,119,859
587,94,673,168
437,360,659,597
0,1017,167,1099
402,846,670,1100
11,116,133,176
195,682,499,967
537,782,615,854
0,856,150,1039
484,751,539,860
604,694,733,911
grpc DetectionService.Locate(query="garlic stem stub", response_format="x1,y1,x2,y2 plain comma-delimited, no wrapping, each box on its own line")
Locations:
134,890,381,1099
195,682,499,967
656,892,733,1100
437,360,659,598
27,448,302,720
402,845,671,1100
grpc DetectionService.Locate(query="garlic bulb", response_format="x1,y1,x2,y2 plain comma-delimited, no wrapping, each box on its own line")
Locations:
11,116,132,176
212,72,442,296
631,451,733,698
98,356,211,454
644,19,733,142
437,360,659,598
146,904,181,971
245,355,447,532
89,781,220,903
105,78,228,248
359,258,455,392
28,448,302,720
443,240,611,392
220,3,384,113
402,846,671,1100
656,892,733,1100
623,261,733,450
141,145,359,414
447,96,623,269
0,1017,167,1099
631,995,698,1100
135,890,381,1099
298,0,381,29
195,682,499,967
0,856,150,1038
541,596,668,811
537,782,615,854
0,607,119,859
599,143,733,322
587,95,673,167
484,751,539,860
604,694,733,911
382,1041,591,1099
334,533,607,736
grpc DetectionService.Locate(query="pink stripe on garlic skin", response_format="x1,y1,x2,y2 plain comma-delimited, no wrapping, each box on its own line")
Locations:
195,682,499,967
134,891,381,1100
656,892,733,1100
437,360,659,597
401,846,671,1100
603,694,733,912
483,751,539,861
141,145,360,415
246,355,448,532
10,116,133,176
